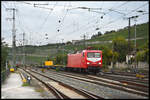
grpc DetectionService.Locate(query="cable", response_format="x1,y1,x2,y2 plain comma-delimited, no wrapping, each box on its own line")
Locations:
62,2,129,36
16,1,53,11
18,1,72,10
64,13,102,35
96,3,149,30
2,3,7,9
70,2,149,39
57,3,69,32
39,2,57,31
63,10,99,30
102,1,129,17
88,4,149,37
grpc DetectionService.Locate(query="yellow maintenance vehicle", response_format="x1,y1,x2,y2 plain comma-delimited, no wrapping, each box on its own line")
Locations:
45,61,53,66
10,67,15,72
40,61,53,72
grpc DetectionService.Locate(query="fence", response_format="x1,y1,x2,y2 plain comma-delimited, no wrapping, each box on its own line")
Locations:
1,68,10,84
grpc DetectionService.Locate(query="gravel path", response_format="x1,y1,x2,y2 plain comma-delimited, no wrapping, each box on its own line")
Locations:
19,69,56,99
1,72,44,99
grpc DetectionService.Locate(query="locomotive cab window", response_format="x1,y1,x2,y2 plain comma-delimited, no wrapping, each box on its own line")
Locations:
87,52,100,58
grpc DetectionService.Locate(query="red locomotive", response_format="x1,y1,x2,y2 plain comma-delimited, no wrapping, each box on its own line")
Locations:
66,50,102,73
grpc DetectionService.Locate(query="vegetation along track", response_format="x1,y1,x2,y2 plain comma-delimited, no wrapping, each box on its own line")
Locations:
19,68,103,99
34,67,148,97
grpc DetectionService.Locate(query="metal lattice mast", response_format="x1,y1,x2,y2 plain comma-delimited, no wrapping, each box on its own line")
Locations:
6,8,17,68
23,32,25,67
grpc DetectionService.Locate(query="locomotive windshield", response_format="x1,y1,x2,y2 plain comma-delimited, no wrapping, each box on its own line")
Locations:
87,52,101,58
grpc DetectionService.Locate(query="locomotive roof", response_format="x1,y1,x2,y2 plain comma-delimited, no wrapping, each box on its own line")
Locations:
83,50,102,52
68,50,102,55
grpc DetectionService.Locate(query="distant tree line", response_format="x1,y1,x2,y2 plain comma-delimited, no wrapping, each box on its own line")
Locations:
91,30,116,39
91,31,103,39
91,22,148,40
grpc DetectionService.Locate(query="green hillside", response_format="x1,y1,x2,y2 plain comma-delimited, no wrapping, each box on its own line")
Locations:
8,22,148,64
88,22,149,42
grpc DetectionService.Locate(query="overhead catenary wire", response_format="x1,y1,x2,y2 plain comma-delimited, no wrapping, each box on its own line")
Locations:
57,2,70,31
19,1,72,10
65,2,148,40
97,1,129,17
37,2,58,45
48,2,72,41
85,2,147,31
13,2,37,46
38,2,58,31
82,2,149,34
62,2,129,37
7,1,131,43
63,14,102,36
3,1,149,45
62,9,99,31
13,1,54,43
2,3,7,9
16,9,36,46
16,1,53,11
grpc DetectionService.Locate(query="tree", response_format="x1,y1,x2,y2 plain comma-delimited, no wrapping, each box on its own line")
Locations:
91,34,96,39
136,50,145,67
143,42,149,63
54,53,67,65
136,41,149,64
97,31,102,36
55,54,62,64
66,41,72,45
112,36,129,62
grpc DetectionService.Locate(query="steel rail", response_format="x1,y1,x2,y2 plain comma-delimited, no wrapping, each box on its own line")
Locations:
35,68,148,97
20,68,104,99
19,68,70,99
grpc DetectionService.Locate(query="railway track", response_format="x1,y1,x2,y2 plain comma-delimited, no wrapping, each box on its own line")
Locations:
104,71,149,79
39,67,148,86
19,68,103,99
51,66,149,84
100,73,148,85
33,68,149,97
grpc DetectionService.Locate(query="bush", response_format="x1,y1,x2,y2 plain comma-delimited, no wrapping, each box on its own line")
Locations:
56,67,60,72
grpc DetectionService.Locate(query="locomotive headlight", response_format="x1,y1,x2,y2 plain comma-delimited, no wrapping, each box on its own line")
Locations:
87,62,90,64
99,62,101,64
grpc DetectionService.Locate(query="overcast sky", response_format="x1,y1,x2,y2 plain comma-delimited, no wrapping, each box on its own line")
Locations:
1,1,149,47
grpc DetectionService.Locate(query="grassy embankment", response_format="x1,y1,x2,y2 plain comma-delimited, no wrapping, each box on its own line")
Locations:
12,22,149,64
